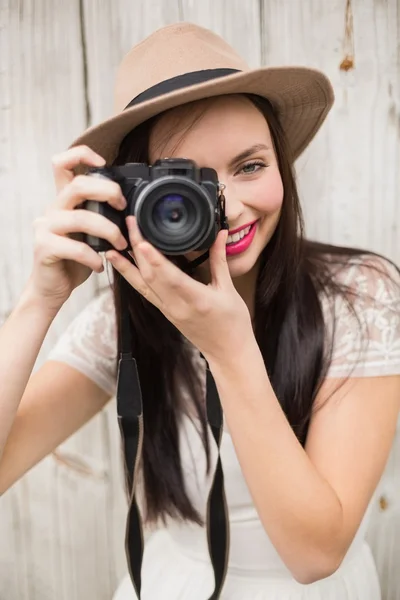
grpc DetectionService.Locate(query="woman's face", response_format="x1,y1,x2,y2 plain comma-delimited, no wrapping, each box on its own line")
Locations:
148,95,284,282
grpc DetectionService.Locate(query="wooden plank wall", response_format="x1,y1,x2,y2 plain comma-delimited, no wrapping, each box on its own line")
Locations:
0,0,399,598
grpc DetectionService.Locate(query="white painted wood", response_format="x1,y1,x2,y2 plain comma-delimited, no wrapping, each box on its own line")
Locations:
180,0,262,67
260,4,400,597
0,0,398,598
0,1,127,599
261,0,400,262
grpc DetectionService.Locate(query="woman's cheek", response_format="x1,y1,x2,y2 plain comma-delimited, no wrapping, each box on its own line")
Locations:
255,169,284,213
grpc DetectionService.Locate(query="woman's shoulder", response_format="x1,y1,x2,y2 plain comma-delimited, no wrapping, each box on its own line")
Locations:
47,285,118,395
318,251,400,379
325,252,399,299
59,285,117,345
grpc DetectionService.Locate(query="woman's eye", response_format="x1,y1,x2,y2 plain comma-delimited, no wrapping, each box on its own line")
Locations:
239,161,266,174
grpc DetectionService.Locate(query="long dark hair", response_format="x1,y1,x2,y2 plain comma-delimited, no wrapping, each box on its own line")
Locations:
108,94,398,525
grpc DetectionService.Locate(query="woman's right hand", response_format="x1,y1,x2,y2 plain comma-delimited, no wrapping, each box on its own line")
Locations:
26,145,128,312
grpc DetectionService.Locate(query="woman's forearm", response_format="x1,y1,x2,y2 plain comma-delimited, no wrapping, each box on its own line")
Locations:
0,283,59,458
207,338,344,585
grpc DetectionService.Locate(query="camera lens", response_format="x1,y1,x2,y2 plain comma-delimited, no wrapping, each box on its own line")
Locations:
153,194,189,230
134,178,215,254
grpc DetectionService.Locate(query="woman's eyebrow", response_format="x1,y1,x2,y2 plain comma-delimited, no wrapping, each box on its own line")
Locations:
228,144,270,169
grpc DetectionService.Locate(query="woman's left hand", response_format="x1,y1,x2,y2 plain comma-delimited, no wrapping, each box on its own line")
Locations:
105,216,254,365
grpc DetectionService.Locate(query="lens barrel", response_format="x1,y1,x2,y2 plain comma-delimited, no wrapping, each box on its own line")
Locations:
134,176,215,254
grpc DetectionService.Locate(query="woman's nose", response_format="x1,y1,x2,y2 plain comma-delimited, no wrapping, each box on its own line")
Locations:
223,186,245,226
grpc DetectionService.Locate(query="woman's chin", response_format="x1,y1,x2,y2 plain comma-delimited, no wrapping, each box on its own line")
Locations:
226,251,260,280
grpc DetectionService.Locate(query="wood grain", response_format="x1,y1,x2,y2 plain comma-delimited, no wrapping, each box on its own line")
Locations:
0,0,399,598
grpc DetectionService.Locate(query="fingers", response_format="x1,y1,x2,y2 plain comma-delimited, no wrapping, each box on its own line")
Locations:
51,145,125,212
34,230,105,273
126,215,145,243
209,228,231,287
124,217,204,308
108,217,230,318
53,173,127,211
125,215,154,269
46,145,128,257
51,145,105,193
41,210,128,251
105,250,162,306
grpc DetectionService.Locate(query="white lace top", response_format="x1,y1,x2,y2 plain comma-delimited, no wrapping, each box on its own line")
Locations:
48,255,400,600
48,255,400,392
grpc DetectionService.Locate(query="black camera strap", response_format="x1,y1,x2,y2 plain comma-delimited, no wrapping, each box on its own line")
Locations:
116,275,229,599
116,278,144,597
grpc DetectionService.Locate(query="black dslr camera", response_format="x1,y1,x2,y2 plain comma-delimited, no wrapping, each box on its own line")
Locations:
80,158,227,255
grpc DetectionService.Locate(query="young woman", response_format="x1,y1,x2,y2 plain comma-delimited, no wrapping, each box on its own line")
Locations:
0,22,399,600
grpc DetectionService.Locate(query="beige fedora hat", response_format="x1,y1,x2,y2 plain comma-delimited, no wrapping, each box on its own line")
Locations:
70,22,334,164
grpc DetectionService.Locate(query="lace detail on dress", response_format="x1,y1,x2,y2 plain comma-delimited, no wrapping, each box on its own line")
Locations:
48,286,118,395
46,256,400,396
323,256,400,379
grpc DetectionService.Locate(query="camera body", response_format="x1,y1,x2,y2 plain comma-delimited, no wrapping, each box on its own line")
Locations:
80,158,227,255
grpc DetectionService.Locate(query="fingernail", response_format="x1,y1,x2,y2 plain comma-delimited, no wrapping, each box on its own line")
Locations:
117,238,128,250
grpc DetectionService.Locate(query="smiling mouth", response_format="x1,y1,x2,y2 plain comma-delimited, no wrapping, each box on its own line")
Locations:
226,221,257,245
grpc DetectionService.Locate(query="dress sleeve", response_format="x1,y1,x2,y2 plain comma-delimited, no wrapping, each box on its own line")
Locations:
324,256,400,379
47,287,118,396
